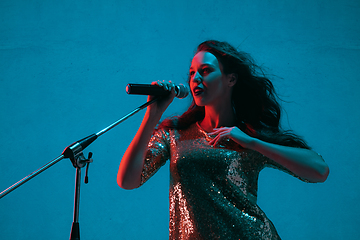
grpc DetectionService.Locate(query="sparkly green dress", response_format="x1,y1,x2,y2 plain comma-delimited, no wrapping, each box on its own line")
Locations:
141,123,304,239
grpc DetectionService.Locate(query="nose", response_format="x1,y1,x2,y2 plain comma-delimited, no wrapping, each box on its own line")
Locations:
191,71,202,83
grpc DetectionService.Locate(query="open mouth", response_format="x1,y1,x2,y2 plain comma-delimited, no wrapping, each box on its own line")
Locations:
193,87,204,96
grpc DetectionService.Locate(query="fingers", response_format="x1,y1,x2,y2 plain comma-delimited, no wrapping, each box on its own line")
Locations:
208,136,219,146
156,80,176,92
208,130,229,146
208,127,234,146
208,127,230,136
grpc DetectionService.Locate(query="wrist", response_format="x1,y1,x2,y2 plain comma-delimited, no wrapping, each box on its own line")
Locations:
245,136,259,150
144,109,162,125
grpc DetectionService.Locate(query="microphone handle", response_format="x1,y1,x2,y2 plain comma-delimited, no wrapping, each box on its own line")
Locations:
126,84,172,96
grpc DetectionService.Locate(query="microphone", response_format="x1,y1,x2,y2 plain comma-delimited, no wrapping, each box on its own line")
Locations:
126,83,189,99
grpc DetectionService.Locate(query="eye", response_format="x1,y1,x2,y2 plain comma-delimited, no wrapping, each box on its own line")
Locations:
189,70,195,76
201,67,211,75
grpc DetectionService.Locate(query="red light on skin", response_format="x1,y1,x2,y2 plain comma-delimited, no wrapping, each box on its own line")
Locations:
245,123,256,136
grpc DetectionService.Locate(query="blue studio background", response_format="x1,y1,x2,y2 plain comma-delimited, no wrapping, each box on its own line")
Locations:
1,0,359,239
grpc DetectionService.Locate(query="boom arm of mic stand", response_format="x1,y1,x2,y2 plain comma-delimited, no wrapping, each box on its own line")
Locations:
96,96,158,137
0,96,159,199
0,155,65,199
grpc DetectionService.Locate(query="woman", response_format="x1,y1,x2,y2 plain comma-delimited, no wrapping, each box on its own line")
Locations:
117,40,329,239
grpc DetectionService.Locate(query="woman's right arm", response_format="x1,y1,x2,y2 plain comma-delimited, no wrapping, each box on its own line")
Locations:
117,82,176,189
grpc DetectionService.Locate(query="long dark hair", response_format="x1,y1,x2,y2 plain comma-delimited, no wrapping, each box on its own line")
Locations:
159,40,310,149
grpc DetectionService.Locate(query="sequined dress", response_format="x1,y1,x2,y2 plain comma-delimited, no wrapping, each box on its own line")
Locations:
141,123,299,239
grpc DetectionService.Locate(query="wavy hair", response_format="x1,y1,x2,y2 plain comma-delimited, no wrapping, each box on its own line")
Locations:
159,40,310,149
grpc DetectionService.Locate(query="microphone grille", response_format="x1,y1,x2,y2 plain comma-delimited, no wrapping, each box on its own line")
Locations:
176,84,189,99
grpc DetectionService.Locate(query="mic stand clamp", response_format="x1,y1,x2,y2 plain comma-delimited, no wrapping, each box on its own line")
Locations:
63,142,94,240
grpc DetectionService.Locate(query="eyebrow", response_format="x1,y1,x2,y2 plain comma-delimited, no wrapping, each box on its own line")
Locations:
189,63,215,70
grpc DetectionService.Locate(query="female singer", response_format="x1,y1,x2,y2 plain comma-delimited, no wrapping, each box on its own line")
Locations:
117,40,329,239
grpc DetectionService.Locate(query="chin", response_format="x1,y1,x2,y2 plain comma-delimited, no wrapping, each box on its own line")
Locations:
194,98,206,107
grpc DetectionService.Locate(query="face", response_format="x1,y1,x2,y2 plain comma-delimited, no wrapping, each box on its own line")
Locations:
189,51,234,107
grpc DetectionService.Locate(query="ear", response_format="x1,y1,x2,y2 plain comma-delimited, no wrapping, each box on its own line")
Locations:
227,73,238,87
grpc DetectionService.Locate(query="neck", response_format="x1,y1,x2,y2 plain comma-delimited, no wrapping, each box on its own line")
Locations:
199,104,236,132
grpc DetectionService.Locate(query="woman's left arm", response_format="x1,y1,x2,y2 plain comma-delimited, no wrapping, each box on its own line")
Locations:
209,127,329,183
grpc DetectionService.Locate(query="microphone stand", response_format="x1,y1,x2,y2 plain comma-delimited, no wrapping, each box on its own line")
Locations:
0,97,159,240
